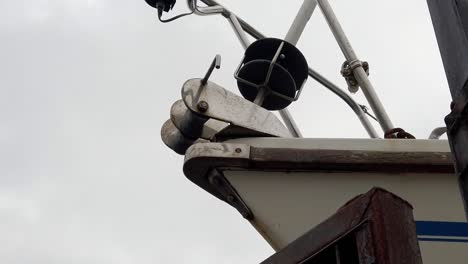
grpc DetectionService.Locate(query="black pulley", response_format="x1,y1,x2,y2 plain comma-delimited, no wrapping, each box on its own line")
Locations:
235,38,308,111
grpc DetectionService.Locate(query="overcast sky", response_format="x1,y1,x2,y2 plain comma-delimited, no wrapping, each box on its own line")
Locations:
0,0,451,263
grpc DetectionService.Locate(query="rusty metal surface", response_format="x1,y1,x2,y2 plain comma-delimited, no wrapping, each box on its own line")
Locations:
384,128,416,139
261,188,423,264
356,190,422,264
249,148,452,173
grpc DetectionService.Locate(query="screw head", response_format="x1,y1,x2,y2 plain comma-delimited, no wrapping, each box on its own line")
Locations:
197,101,209,112
235,148,242,153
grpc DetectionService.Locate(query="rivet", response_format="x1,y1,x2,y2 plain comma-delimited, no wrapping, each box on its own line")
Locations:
197,101,209,112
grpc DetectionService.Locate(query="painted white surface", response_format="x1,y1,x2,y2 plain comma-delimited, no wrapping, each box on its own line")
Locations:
226,170,466,263
219,138,463,262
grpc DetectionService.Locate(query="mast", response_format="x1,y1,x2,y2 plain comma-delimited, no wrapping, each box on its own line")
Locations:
427,0,468,217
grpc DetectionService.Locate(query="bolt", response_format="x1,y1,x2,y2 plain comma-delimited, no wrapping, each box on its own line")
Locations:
197,101,209,112
279,54,286,60
235,148,242,153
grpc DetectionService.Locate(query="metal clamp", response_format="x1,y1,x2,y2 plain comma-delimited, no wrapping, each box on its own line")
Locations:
341,60,369,93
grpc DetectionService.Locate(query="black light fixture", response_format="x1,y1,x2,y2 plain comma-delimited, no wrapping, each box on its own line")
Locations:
144,0,176,12
144,0,193,23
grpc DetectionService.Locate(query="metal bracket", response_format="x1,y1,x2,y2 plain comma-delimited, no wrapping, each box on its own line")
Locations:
341,60,369,93
161,52,292,155
181,78,292,138
208,169,253,220
162,79,291,155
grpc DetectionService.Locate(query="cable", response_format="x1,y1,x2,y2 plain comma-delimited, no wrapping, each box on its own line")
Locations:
359,104,378,122
157,7,194,23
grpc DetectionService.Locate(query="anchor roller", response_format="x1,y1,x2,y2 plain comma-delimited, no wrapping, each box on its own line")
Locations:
235,38,308,111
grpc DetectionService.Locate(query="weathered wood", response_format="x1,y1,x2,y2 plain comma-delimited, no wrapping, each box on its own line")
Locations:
261,188,423,264
250,148,453,173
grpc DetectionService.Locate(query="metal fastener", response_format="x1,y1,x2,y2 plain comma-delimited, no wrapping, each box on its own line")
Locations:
197,101,209,112
235,148,242,153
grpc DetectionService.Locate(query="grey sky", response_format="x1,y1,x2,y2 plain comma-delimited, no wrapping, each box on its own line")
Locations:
0,0,450,263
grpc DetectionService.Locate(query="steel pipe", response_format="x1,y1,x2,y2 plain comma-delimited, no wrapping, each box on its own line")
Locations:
317,0,394,133
279,109,303,137
228,14,250,50
308,68,380,138
285,0,317,45
276,0,318,138
429,127,447,140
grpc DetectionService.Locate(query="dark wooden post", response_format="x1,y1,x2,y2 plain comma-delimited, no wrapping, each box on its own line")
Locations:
427,0,468,216
261,188,423,264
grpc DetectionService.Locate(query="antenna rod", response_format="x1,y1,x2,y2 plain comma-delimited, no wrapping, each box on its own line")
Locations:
285,0,317,45
276,0,318,138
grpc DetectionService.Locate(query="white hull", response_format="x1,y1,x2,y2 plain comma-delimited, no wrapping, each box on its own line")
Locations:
184,138,467,263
